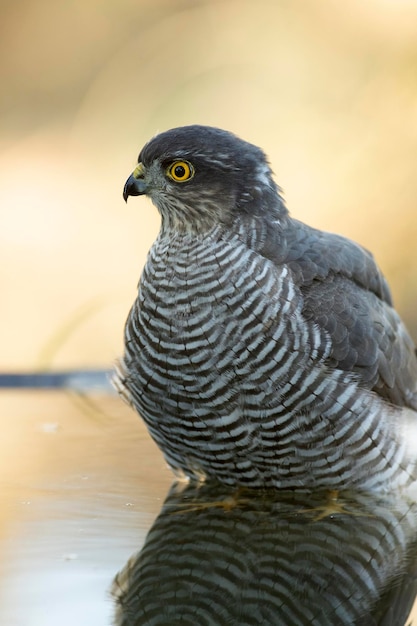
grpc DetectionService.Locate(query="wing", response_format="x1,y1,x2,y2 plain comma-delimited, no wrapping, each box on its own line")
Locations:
274,218,417,410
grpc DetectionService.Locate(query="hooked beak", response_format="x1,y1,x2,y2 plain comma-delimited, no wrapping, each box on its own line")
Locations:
123,162,148,202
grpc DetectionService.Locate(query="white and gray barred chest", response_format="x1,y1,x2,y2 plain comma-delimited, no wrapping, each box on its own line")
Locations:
124,229,316,419
123,229,326,481
121,229,417,489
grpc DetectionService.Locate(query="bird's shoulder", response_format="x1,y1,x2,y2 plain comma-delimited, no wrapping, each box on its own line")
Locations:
273,218,392,303
251,216,417,409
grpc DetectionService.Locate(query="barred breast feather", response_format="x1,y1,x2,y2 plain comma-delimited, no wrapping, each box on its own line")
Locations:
116,221,417,490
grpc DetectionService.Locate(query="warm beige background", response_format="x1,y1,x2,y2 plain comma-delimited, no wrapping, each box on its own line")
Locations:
1,0,416,373
1,3,417,622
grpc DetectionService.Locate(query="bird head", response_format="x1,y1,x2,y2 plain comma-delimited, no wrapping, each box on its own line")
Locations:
123,125,287,234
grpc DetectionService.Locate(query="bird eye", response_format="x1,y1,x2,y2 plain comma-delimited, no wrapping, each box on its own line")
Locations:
166,160,194,183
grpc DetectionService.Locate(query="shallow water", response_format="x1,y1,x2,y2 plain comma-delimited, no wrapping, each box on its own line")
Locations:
0,390,171,625
2,389,417,625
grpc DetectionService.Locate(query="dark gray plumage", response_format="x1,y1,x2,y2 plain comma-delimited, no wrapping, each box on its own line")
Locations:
115,125,417,490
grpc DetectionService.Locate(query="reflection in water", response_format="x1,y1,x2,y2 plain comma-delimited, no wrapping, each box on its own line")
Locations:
112,483,417,625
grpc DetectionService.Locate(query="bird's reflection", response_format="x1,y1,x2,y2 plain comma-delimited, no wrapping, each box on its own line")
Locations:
112,483,417,625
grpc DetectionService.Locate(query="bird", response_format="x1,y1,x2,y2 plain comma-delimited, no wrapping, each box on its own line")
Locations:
115,124,417,491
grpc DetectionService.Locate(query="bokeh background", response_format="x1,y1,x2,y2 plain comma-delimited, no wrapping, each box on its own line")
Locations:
1,1,417,624
1,0,417,372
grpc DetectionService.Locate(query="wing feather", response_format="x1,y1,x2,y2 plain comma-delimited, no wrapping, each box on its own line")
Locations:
268,219,417,409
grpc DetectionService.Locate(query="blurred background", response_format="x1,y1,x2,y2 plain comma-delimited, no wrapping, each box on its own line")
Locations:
1,1,417,623
1,0,417,373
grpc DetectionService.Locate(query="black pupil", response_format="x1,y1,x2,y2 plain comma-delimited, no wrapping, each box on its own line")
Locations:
174,165,186,178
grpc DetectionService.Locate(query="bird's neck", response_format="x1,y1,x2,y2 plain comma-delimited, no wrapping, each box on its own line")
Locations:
155,213,290,271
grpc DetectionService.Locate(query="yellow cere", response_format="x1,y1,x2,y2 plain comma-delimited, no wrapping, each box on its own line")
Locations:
132,163,145,179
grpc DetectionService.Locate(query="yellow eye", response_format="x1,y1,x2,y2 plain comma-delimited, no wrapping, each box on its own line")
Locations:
167,160,194,182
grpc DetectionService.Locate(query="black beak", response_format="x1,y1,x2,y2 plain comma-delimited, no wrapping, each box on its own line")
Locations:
123,173,148,202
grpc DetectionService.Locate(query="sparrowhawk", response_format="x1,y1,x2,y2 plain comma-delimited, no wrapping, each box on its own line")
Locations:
116,125,417,490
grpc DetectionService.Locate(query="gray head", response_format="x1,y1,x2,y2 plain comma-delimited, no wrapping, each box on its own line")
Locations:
123,125,287,233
